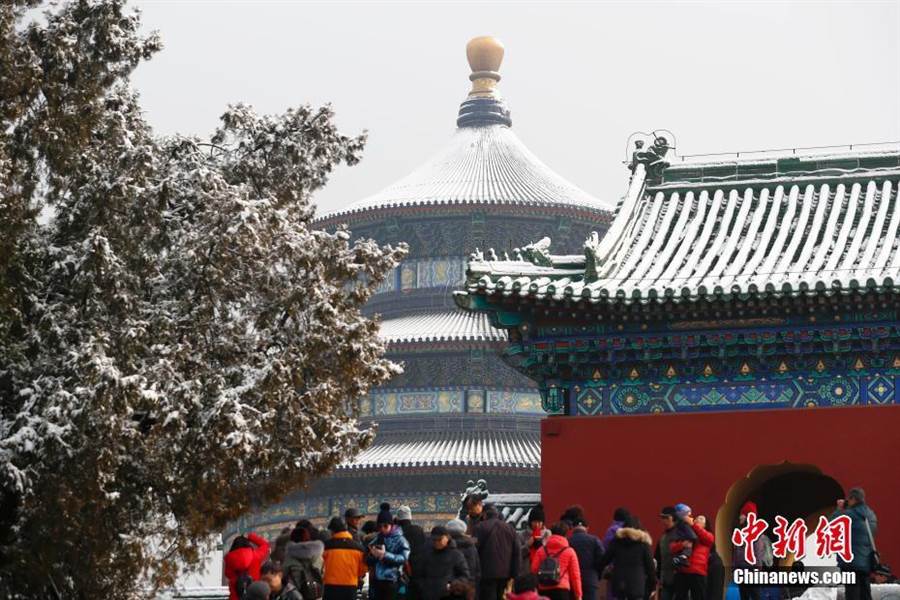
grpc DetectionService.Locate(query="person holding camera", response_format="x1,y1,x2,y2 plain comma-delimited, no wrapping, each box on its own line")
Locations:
831,488,878,600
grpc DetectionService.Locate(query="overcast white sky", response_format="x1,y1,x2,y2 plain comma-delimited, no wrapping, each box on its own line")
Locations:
132,1,900,219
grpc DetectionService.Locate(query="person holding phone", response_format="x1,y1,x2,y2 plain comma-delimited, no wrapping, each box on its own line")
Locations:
368,503,411,600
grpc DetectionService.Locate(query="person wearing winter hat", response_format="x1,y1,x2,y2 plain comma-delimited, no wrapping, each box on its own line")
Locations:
562,506,604,600
655,507,680,600
668,505,697,576
344,508,366,543
669,505,713,600
831,488,879,600
602,508,631,600
418,526,470,600
447,518,480,588
323,517,368,600
519,504,551,576
397,505,427,600
732,502,771,600
368,503,412,600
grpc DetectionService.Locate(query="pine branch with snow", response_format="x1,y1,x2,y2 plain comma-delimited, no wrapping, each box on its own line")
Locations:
0,2,406,597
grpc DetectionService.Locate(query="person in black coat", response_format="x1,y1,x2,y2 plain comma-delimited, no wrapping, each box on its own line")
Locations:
398,506,428,600
447,519,481,588
473,506,521,600
561,506,605,600
596,517,657,600
420,526,471,600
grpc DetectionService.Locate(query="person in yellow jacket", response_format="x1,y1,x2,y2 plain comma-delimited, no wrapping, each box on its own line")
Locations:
323,517,368,600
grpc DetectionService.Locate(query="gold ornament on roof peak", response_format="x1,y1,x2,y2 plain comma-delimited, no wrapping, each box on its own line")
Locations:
466,36,504,98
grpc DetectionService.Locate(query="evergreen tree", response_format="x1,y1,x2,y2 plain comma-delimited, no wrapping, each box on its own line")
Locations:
0,1,406,596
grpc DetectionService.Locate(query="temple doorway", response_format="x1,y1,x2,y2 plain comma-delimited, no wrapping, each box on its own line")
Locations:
716,462,845,567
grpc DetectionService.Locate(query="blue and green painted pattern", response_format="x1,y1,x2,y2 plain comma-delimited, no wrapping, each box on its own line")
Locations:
359,388,544,416
563,375,897,416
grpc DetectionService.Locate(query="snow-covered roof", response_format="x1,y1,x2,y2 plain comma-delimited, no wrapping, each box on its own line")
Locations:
457,150,900,304
318,36,610,221
377,310,505,344
325,125,611,218
338,429,540,470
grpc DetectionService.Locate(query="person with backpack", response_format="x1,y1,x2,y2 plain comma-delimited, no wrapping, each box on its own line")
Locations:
561,506,605,600
368,503,412,600
260,560,304,600
419,525,471,600
520,504,551,577
596,516,656,600
283,524,325,600
225,532,271,600
323,517,368,600
530,521,582,600
474,505,522,600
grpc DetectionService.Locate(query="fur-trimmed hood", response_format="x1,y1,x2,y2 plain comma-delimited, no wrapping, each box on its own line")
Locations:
616,527,652,545
286,539,325,560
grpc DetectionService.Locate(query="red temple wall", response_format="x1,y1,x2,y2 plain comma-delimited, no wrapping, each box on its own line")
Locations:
541,404,900,564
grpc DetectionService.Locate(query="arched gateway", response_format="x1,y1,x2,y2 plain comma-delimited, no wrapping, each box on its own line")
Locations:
455,144,900,565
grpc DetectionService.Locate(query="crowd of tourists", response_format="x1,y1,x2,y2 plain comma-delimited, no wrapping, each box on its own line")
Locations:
223,489,882,600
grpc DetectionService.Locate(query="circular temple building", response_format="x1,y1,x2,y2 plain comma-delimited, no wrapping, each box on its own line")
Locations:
223,36,612,541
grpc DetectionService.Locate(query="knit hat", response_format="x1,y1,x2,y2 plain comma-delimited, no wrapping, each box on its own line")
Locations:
660,506,677,518
245,581,271,600
377,502,394,525
446,519,467,535
674,503,692,519
528,503,546,525
396,505,412,521
848,487,866,503
740,501,758,516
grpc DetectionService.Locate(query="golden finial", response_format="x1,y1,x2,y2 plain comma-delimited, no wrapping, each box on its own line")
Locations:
466,36,504,98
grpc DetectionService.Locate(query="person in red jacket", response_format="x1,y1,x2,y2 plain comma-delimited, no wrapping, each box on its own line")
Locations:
668,507,713,600
531,522,582,600
225,531,271,600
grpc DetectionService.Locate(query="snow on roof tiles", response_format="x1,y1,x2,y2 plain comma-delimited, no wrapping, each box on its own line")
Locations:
377,310,505,344
338,429,540,470
458,153,900,304
323,125,612,219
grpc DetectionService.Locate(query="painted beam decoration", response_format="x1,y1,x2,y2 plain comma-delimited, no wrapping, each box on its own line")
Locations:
456,144,900,416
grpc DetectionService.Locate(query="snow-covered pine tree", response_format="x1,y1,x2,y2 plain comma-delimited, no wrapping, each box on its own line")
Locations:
0,1,406,597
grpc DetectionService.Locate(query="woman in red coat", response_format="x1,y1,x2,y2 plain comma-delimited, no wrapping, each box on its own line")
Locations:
531,522,582,600
668,509,714,600
224,532,271,600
